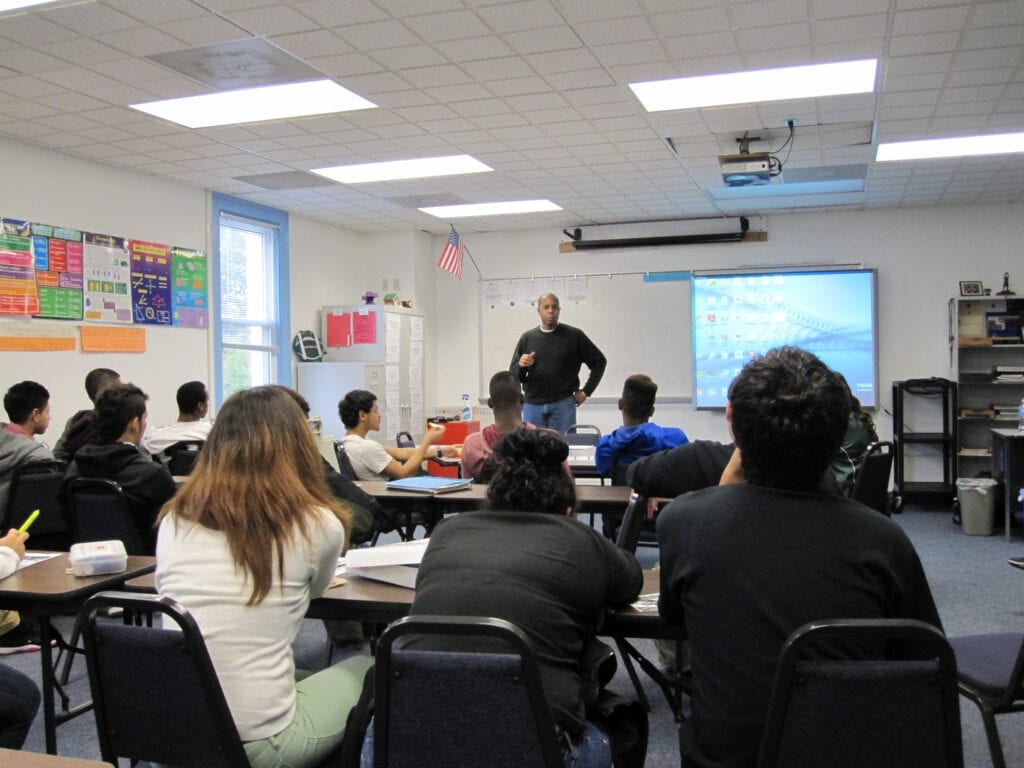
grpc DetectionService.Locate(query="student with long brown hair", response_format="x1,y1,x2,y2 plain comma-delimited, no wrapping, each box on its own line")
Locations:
156,386,371,768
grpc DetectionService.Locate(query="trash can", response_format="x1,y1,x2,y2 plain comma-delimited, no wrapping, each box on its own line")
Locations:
956,478,998,536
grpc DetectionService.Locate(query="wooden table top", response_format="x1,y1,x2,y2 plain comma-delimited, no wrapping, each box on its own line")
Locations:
354,480,631,512
0,749,109,768
0,553,156,604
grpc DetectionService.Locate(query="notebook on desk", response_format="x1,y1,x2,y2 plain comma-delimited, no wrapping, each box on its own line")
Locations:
385,476,473,494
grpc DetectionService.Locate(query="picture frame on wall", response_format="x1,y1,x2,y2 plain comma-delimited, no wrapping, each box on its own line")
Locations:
959,280,984,297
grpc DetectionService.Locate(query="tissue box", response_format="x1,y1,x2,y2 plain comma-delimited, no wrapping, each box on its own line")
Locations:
69,540,128,577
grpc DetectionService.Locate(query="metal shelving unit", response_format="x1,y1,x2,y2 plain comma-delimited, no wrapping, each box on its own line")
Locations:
891,378,958,510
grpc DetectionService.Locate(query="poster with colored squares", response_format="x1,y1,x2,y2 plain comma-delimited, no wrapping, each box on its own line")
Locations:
31,222,84,320
171,246,209,328
0,218,38,316
129,239,173,325
83,232,132,324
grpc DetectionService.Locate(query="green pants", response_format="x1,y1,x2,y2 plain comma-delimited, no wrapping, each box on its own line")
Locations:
244,654,373,768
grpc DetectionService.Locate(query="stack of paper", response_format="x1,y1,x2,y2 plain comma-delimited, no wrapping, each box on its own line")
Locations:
346,538,429,588
386,476,472,495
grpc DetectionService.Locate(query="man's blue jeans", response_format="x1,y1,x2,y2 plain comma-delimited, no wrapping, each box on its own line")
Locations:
0,664,40,749
523,396,576,435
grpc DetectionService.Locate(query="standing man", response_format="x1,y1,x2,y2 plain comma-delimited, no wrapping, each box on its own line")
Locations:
656,347,941,768
509,292,606,435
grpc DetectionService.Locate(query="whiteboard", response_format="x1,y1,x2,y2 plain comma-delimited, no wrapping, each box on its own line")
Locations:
480,274,692,400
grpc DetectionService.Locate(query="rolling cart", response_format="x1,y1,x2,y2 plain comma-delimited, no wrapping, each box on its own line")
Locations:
891,378,957,512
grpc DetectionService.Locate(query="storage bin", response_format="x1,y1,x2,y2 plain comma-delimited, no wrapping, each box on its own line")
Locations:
69,540,128,576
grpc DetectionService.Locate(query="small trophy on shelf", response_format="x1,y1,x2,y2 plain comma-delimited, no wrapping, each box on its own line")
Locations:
997,272,1015,297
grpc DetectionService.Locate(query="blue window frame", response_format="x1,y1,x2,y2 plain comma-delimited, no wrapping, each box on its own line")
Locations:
211,193,290,405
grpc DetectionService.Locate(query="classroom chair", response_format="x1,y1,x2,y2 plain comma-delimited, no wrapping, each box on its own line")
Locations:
948,632,1024,768
65,477,144,555
757,618,962,768
565,424,601,446
80,591,252,768
164,439,205,476
850,441,894,516
368,614,612,768
1,459,69,552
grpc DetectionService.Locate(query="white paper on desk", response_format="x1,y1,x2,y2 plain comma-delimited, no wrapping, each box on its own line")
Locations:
632,593,660,613
17,551,61,570
346,539,426,589
335,557,347,577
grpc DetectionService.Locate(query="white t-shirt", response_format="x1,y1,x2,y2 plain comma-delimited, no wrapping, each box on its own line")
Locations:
155,507,344,741
340,433,392,481
143,420,213,456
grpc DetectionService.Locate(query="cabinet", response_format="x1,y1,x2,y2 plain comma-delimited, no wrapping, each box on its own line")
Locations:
892,379,958,506
953,297,1024,480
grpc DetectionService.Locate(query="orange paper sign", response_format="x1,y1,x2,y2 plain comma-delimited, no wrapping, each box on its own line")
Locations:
79,325,146,352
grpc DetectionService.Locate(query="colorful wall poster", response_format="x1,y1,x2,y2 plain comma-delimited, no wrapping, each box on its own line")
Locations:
171,246,209,328
0,218,39,315
129,239,172,325
83,232,132,323
31,222,84,320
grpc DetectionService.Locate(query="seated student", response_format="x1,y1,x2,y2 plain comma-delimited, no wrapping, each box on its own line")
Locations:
60,384,177,555
53,368,120,462
156,386,371,768
831,374,880,495
461,371,534,482
338,389,447,481
0,380,54,655
142,380,213,461
594,374,688,480
656,347,941,768
408,427,644,761
0,527,41,749
626,439,736,499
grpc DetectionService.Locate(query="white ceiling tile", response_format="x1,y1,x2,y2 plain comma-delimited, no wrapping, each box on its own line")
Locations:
892,6,970,35
648,7,732,37
503,26,585,55
269,30,353,59
368,45,446,71
474,1,565,34
524,48,602,74
0,13,76,45
224,6,321,35
149,16,250,48
295,0,389,26
663,32,740,60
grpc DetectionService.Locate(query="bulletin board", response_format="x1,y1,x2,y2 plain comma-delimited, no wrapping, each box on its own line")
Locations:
479,273,692,400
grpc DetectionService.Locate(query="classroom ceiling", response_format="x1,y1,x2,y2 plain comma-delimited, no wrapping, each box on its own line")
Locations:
0,0,1022,234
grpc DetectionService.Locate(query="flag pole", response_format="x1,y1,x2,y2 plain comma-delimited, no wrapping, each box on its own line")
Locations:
451,222,482,278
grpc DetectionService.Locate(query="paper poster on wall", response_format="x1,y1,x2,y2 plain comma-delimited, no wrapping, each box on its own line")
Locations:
80,325,146,352
31,222,84,320
83,232,132,323
171,246,208,328
129,240,172,325
325,312,351,347
385,313,401,363
0,218,39,315
353,310,377,344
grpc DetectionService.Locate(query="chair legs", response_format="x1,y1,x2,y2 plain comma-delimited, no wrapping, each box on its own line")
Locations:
959,685,1007,768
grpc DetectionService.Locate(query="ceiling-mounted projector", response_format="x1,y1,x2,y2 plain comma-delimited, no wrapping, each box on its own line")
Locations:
719,152,772,186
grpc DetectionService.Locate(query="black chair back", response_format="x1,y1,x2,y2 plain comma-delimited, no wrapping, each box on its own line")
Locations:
80,591,251,768
2,460,69,550
374,615,564,768
851,441,894,515
66,477,145,555
565,424,601,446
614,493,647,554
758,618,962,768
334,441,358,481
165,440,204,476
396,431,415,448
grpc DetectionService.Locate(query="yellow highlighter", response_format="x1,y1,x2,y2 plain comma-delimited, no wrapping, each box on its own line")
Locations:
17,509,40,534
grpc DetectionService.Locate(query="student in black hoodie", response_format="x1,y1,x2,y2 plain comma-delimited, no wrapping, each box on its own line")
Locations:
60,383,176,555
52,368,121,462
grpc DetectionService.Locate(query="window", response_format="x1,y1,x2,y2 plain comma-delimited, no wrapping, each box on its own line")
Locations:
211,193,290,404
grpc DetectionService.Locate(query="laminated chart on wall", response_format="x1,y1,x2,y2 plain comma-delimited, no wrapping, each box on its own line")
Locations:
30,222,84,320
171,246,209,328
129,240,173,325
83,232,132,323
0,218,38,315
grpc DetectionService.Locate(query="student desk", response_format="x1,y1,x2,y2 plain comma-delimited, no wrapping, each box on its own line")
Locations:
992,428,1024,540
0,553,156,754
0,749,109,767
354,480,631,518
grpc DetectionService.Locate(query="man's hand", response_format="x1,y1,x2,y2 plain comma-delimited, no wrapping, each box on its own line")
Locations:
573,389,587,406
518,351,536,368
0,528,28,560
719,447,745,485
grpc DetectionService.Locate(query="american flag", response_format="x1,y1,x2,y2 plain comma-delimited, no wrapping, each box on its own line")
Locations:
437,225,464,279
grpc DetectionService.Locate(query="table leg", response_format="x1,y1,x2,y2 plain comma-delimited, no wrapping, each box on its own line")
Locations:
36,616,58,754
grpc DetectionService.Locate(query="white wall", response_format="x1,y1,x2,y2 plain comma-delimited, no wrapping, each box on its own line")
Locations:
429,205,1024,454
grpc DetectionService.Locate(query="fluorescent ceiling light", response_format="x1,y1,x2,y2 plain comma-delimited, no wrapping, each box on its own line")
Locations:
130,79,376,128
0,1,58,10
419,200,562,218
312,155,492,184
877,132,1024,161
630,59,877,111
